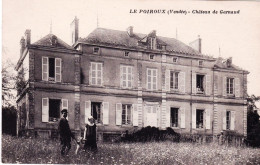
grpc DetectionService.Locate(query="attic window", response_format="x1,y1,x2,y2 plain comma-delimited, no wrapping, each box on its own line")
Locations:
157,44,162,50
198,60,203,66
150,38,156,50
173,57,178,63
93,47,100,54
51,36,57,46
125,51,129,57
149,54,155,60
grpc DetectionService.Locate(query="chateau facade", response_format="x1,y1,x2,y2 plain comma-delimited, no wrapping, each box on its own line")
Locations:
16,17,249,139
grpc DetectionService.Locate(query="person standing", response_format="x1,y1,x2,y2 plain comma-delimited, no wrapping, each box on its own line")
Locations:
58,109,77,156
83,116,97,152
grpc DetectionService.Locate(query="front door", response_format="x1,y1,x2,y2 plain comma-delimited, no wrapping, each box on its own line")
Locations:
145,105,158,127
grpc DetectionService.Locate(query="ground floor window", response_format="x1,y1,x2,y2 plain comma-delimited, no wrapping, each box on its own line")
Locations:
91,102,101,123
171,108,178,127
49,99,61,122
196,109,204,128
122,104,132,125
226,111,231,130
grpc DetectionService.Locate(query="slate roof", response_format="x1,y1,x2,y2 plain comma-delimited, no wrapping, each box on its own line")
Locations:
214,57,246,72
32,34,74,50
78,28,202,56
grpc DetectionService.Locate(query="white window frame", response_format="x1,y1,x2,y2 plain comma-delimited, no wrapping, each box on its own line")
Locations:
147,68,157,90
198,60,203,66
90,62,103,86
122,104,132,125
42,56,62,82
120,65,133,88
170,71,179,90
227,77,234,95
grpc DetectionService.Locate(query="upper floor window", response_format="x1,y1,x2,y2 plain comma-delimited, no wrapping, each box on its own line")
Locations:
196,74,205,93
124,51,129,57
198,60,203,66
170,71,179,90
122,104,132,125
196,109,204,128
120,65,133,88
90,62,103,86
42,57,61,82
173,57,178,63
93,47,100,54
149,54,155,60
171,108,179,127
150,38,156,49
147,68,157,90
226,78,234,95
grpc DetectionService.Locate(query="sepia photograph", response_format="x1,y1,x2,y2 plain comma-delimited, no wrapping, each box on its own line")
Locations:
2,0,260,164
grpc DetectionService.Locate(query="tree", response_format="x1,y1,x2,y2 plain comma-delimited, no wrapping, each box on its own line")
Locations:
2,60,16,107
246,94,260,147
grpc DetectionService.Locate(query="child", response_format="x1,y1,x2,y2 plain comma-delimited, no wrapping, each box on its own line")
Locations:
83,116,97,152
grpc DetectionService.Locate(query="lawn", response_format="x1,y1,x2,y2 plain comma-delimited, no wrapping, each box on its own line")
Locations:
2,135,260,164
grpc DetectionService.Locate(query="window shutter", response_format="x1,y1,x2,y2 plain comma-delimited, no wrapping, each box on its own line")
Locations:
102,102,109,125
147,69,150,90
192,73,196,94
120,66,123,87
205,109,210,129
223,77,227,96
231,111,235,130
42,98,49,122
62,99,68,120
166,106,170,128
179,72,185,93
192,108,196,129
165,70,170,91
116,103,122,125
235,78,240,97
133,104,138,126
42,57,48,81
131,67,134,88
206,75,211,96
180,107,185,128
55,58,62,82
85,101,91,123
154,69,158,90
222,110,226,130
100,63,103,86
89,63,92,85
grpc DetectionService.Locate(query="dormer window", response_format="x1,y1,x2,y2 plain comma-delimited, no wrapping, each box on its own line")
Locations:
149,54,155,60
173,57,178,63
93,47,100,54
157,44,162,50
198,60,203,66
150,38,156,50
124,51,129,57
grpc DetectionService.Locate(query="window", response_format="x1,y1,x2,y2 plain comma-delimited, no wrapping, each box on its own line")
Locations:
198,60,203,66
93,47,100,54
147,68,157,90
170,71,179,90
150,38,156,49
226,78,234,95
49,99,61,122
226,111,231,130
90,62,102,86
91,102,101,123
124,51,129,57
173,57,178,63
196,109,204,128
149,54,154,60
122,104,132,125
157,44,162,50
121,65,133,88
196,74,205,93
42,57,61,82
171,108,178,127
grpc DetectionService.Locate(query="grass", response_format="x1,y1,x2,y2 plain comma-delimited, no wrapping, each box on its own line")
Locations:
2,134,260,164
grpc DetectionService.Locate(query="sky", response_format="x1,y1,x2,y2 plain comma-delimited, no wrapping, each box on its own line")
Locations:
2,0,260,105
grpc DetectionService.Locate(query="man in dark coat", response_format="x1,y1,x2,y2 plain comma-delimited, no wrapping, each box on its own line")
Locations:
58,109,76,155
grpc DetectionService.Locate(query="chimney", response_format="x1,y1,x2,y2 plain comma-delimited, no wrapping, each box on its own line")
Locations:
127,26,133,37
227,57,232,67
25,29,31,46
71,16,79,45
148,30,157,37
189,35,202,53
20,37,25,57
